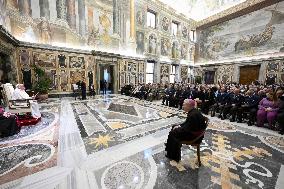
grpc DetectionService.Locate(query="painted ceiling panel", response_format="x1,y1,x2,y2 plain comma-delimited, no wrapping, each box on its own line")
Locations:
157,0,246,21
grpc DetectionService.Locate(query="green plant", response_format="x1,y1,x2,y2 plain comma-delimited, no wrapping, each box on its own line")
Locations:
32,65,52,94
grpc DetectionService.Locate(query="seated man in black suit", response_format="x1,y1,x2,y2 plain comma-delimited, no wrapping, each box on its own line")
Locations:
165,99,206,162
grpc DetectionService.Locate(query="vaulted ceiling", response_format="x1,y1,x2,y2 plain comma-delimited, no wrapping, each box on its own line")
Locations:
157,0,246,21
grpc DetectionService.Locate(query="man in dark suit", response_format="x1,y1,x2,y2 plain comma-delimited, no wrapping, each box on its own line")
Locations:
239,90,260,125
229,89,244,122
211,87,227,117
165,99,206,162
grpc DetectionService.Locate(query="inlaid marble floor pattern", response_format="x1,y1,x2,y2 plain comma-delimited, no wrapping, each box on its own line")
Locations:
0,95,284,189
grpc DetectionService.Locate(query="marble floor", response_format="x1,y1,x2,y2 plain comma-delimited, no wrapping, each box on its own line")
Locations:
0,95,284,189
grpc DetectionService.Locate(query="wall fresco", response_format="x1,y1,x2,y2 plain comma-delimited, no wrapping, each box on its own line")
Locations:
161,37,170,57
136,31,144,55
0,0,116,50
198,2,284,63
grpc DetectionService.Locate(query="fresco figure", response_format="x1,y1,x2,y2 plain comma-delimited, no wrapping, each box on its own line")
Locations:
172,42,179,59
0,0,7,26
136,31,145,55
149,34,157,54
161,38,170,56
37,18,52,44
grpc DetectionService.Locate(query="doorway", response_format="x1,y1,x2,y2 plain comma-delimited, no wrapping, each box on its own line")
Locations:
204,71,215,84
0,52,12,84
239,65,260,85
99,65,114,94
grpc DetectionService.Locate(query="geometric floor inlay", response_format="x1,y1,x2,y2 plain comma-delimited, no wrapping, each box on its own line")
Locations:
94,128,284,189
72,96,184,154
1,96,284,189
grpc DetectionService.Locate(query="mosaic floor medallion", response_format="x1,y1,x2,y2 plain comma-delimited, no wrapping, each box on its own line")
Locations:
0,105,60,185
95,128,284,189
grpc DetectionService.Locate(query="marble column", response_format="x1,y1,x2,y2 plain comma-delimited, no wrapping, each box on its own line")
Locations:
129,0,135,39
87,7,94,33
39,0,50,19
259,62,266,84
18,0,31,16
78,0,86,35
56,0,67,20
233,64,240,83
155,61,160,83
67,0,76,30
113,0,119,34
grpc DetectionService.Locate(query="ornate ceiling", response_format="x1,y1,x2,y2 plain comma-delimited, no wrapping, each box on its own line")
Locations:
157,0,246,21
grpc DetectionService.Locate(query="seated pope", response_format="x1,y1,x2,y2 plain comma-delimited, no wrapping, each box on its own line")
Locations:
165,99,206,162
12,84,41,118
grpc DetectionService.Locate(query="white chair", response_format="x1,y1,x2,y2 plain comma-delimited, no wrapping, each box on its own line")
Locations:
2,83,32,114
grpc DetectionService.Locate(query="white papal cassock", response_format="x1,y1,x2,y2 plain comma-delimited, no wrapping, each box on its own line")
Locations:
12,88,41,118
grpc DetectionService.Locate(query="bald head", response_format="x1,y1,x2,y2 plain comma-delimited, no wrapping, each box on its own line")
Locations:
183,99,196,112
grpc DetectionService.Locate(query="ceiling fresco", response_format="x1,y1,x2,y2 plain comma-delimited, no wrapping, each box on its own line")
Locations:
157,0,246,21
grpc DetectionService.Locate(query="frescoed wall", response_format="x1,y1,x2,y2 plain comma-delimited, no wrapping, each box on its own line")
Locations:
0,0,195,64
197,2,284,63
0,0,118,51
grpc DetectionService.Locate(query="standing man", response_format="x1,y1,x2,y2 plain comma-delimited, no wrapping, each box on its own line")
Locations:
81,80,87,100
102,80,107,95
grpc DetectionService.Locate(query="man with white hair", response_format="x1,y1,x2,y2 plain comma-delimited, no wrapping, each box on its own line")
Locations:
12,84,41,118
165,99,206,162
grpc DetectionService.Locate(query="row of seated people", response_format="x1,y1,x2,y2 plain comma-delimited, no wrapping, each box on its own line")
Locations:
121,82,284,134
184,84,284,135
121,83,166,101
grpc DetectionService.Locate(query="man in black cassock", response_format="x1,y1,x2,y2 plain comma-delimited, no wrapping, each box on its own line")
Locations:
165,99,206,162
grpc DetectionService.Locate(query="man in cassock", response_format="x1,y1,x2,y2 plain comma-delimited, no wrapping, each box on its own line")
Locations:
12,84,41,118
165,99,206,162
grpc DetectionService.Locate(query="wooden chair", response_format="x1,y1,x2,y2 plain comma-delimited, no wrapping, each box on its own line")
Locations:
181,117,209,167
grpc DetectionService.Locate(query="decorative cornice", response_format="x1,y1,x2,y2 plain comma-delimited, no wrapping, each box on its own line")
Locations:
196,0,282,29
0,25,19,46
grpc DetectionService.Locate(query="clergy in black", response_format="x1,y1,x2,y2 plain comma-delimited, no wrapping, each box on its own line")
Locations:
165,99,206,162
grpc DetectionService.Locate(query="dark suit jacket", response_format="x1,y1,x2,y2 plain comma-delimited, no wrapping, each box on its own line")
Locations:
176,108,206,139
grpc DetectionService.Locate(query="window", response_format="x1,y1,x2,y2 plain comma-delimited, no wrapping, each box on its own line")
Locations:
170,65,176,83
190,30,196,42
171,22,178,36
146,62,154,83
147,11,156,28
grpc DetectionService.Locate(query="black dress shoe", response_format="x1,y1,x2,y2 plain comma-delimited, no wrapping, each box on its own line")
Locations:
237,120,242,123
230,119,235,122
279,131,284,135
247,122,253,126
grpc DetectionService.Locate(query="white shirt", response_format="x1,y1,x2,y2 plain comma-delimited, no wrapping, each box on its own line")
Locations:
12,88,30,100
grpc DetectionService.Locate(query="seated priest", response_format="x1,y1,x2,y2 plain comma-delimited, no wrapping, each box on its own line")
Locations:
165,99,206,162
12,84,41,118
